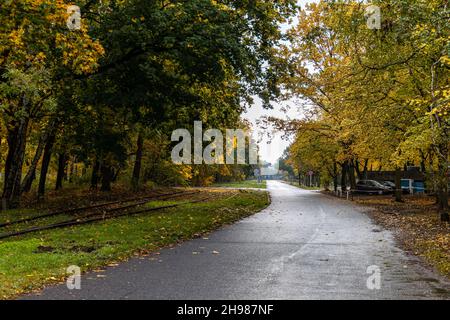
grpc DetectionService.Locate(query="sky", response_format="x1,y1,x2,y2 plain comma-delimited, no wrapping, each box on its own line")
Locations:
242,0,317,165
243,98,302,166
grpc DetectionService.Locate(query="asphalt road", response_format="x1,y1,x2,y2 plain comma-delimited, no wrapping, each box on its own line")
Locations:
25,181,449,300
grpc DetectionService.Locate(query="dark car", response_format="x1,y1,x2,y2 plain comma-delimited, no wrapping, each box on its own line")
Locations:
380,181,395,190
380,180,411,194
354,180,392,195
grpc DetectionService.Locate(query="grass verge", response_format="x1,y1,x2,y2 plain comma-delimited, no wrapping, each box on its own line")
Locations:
212,180,267,189
0,189,269,299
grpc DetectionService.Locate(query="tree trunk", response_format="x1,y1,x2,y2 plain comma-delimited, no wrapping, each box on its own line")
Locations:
21,124,55,194
37,132,56,198
100,164,113,192
341,161,348,192
436,144,449,222
131,133,144,191
112,168,120,182
419,150,427,173
362,159,369,180
1,118,29,209
333,161,338,192
55,153,67,191
348,160,357,190
90,160,100,190
394,168,403,202
354,160,362,180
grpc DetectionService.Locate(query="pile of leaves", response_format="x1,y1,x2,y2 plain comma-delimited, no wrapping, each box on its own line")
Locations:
356,196,450,277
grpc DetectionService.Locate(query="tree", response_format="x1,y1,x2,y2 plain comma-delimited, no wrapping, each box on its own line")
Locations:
0,1,104,208
275,0,449,215
1,0,298,207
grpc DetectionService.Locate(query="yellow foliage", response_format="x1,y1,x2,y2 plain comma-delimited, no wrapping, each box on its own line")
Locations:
0,1,104,74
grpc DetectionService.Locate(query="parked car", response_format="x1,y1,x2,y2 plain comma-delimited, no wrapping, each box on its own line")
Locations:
380,181,395,190
354,180,392,195
379,180,412,194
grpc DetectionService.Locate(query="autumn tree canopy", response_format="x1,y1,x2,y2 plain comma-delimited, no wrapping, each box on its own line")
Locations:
274,0,449,217
0,0,297,208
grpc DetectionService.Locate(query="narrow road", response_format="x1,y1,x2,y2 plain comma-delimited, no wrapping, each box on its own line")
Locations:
26,181,449,300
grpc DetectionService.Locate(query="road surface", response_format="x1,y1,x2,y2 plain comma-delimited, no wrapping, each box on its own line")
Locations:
25,181,449,300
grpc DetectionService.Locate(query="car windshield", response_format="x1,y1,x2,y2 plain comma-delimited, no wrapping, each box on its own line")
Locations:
371,181,384,187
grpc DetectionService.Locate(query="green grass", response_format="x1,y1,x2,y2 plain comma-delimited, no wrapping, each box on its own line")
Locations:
0,190,269,299
212,180,267,189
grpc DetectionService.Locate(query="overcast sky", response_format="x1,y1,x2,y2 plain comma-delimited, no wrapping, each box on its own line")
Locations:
242,0,317,165
243,98,301,166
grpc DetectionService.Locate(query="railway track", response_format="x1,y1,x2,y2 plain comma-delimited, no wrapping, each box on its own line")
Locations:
0,188,248,241
0,194,209,240
0,189,190,229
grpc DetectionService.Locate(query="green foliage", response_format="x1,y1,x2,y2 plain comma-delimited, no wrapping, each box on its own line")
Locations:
0,0,298,202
